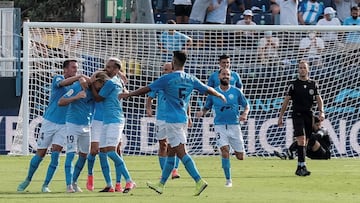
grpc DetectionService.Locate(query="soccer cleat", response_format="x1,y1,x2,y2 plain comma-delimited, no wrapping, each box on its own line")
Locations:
146,181,164,194
123,181,136,193
72,183,83,192
295,166,311,176
41,185,51,193
99,186,115,192
274,150,287,160
66,185,75,193
86,175,94,191
171,169,180,179
225,179,232,188
115,183,123,192
17,180,30,192
194,179,208,196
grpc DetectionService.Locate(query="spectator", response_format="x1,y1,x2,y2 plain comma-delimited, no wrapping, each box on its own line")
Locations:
343,6,360,44
227,0,245,23
236,9,256,25
159,20,192,62
257,31,280,65
342,6,360,66
271,0,299,25
298,0,325,25
235,9,257,48
63,29,82,57
189,0,212,24
206,0,235,24
173,0,192,24
335,0,360,23
299,31,325,66
316,7,341,48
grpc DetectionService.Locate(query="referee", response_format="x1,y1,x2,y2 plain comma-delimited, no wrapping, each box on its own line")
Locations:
277,60,325,176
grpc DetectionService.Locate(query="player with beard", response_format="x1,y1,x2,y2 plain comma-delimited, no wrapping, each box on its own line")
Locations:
197,68,250,187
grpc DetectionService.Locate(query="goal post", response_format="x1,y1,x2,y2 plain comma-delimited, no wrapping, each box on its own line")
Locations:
12,22,360,157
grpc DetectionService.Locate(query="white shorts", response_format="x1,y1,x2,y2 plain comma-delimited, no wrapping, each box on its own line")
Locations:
155,120,167,140
99,123,124,148
65,122,91,153
214,124,245,153
37,119,66,149
91,120,103,142
165,123,187,147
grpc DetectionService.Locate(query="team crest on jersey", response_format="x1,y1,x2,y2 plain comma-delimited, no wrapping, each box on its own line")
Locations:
309,89,314,95
228,94,234,100
304,85,307,89
66,89,74,96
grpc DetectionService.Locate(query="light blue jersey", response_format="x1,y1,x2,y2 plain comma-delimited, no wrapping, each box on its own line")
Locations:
43,75,70,124
204,86,248,125
63,81,95,125
299,0,324,25
160,31,191,51
93,102,104,121
148,90,167,121
149,71,208,123
99,79,125,124
207,70,243,89
343,17,360,43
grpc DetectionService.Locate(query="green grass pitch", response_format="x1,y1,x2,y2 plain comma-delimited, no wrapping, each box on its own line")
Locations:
0,155,359,203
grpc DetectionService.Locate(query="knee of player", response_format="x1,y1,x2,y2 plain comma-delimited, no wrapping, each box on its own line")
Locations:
235,152,244,160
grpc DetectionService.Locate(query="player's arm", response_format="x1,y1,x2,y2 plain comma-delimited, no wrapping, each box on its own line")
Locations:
206,87,226,103
119,86,151,100
187,105,192,127
146,96,154,117
59,74,84,87
316,95,325,121
278,95,291,127
240,104,250,122
58,88,87,106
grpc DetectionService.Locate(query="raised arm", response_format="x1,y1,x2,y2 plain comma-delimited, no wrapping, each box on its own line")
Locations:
206,87,226,103
119,86,151,100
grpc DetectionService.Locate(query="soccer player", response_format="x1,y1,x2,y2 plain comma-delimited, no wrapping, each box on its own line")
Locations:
277,60,325,176
91,58,135,193
275,116,331,160
58,75,95,193
17,59,82,192
197,68,250,187
146,62,181,179
207,54,243,90
119,51,226,196
86,59,128,192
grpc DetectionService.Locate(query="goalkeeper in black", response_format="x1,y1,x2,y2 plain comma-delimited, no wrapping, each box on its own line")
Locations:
277,60,325,177
275,116,331,160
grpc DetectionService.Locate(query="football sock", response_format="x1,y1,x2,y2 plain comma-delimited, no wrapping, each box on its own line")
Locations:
26,154,43,181
222,157,231,180
73,155,86,183
107,151,131,182
297,145,306,165
174,156,180,169
87,154,96,176
99,152,112,187
43,151,60,186
64,152,75,186
158,156,167,170
160,156,175,184
181,154,201,182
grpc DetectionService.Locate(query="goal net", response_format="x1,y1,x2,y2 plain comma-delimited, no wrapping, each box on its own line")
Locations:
11,22,360,158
